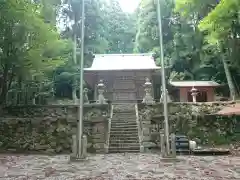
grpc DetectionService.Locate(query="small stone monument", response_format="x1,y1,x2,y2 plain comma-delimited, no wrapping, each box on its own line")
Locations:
160,86,171,103
83,88,89,104
142,78,155,104
97,79,107,104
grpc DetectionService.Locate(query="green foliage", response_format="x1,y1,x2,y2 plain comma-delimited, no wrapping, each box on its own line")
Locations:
57,0,136,99
174,0,240,97
0,0,69,103
199,0,240,45
135,0,174,65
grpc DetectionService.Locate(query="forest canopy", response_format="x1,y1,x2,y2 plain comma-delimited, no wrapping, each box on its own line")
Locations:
0,0,239,103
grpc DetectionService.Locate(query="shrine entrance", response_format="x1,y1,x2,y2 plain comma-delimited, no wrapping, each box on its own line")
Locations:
84,54,161,103
112,76,137,103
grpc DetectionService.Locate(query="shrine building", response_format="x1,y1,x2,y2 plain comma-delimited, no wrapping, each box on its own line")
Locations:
169,81,220,102
84,54,162,103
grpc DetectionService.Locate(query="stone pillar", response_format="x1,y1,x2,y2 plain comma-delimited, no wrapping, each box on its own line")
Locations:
71,135,77,158
170,133,176,158
97,80,107,104
81,135,88,158
142,78,155,104
141,116,151,152
160,133,166,157
191,87,198,103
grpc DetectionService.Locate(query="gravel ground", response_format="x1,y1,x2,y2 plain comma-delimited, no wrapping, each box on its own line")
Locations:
0,153,239,180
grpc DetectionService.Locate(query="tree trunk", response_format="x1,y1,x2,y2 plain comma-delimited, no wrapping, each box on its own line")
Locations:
0,65,9,104
222,54,236,101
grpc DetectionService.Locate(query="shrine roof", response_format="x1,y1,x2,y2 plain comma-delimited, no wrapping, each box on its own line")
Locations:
84,54,161,71
170,81,220,87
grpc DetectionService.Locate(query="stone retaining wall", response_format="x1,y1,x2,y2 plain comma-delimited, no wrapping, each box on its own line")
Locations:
138,102,240,150
0,104,110,154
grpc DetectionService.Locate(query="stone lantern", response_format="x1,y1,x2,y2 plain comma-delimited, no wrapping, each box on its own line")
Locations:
142,78,155,104
97,79,107,104
191,87,198,103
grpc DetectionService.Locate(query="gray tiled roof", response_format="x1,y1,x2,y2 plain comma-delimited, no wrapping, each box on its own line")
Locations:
170,81,220,87
84,54,161,71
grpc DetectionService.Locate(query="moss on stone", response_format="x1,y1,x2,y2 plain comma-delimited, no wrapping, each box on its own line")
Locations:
0,104,109,154
138,102,240,146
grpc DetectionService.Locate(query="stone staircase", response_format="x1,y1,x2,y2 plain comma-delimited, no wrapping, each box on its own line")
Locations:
109,104,140,153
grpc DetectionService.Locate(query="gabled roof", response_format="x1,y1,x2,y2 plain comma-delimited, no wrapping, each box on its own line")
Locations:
84,54,161,71
170,81,220,87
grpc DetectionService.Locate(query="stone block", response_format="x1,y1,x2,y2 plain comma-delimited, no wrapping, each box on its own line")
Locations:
142,136,151,141
140,145,145,153
142,128,150,135
142,142,156,148
142,120,151,125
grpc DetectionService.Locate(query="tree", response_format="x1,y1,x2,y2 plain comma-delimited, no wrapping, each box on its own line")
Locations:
0,0,66,103
174,0,240,99
135,0,174,65
58,0,136,101
198,0,240,100
105,0,136,53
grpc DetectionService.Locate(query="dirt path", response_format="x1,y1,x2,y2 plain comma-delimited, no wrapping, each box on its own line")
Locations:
0,153,239,179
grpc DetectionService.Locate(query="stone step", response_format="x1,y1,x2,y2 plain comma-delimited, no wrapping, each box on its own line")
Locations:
111,120,136,123
109,139,139,144
109,143,140,147
109,137,139,141
111,122,137,125
109,146,140,152
113,112,136,117
110,124,137,128
110,143,139,146
111,130,138,132
110,128,138,131
111,123,137,126
112,118,136,121
112,116,136,119
109,139,139,143
108,149,140,153
111,121,136,124
111,125,137,128
113,114,135,116
110,132,138,136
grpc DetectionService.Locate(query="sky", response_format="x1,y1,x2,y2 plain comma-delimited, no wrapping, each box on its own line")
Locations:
118,0,140,13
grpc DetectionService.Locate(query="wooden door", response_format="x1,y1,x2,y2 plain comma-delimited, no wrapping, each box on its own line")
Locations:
113,76,136,102
113,92,136,102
